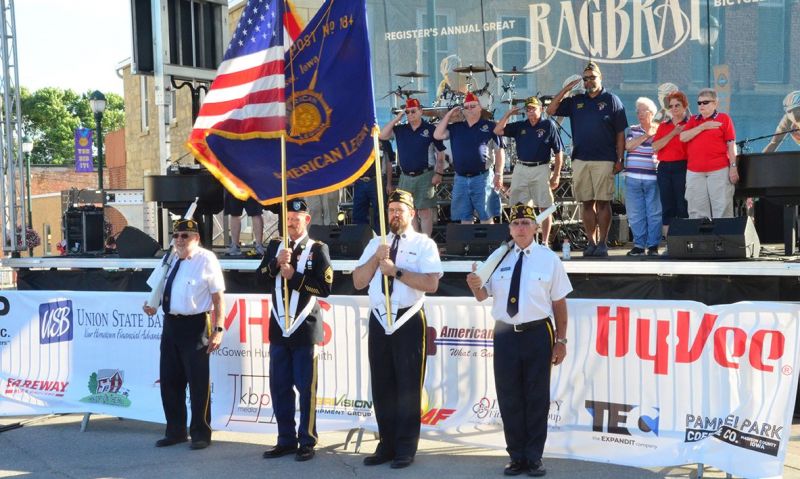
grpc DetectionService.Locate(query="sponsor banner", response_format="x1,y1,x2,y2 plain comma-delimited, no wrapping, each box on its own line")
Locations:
0,292,797,477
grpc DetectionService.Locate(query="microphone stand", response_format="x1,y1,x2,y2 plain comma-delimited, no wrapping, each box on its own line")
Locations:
736,127,800,153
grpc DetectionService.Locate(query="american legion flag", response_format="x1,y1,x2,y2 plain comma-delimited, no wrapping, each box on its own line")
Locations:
187,0,377,204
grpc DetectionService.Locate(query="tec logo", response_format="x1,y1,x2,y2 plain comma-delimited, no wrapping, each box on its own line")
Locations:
585,400,659,437
39,299,74,345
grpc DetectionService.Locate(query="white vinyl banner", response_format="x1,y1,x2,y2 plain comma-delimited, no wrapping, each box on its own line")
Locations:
1,291,798,478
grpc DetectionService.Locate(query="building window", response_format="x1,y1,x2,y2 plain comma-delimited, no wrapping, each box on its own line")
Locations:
756,0,788,84
140,76,150,132
418,10,454,103
499,16,529,90
168,88,177,123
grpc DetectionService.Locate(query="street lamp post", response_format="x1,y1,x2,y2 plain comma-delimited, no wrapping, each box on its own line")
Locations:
22,136,34,255
89,91,107,190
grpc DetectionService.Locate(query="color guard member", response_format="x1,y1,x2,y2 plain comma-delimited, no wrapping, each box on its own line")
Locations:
466,203,572,476
352,189,443,469
143,218,226,451
257,199,333,462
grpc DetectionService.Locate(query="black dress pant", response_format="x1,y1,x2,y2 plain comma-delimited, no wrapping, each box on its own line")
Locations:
160,313,211,442
368,309,427,459
493,319,554,463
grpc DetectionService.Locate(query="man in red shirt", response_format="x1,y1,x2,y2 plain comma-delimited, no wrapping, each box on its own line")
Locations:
679,88,738,219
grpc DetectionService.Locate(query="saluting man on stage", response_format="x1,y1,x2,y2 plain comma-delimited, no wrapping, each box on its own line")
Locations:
466,203,572,477
143,218,226,451
257,199,333,462
379,97,447,236
352,189,443,469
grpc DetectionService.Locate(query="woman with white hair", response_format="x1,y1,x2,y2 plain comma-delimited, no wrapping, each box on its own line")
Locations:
623,97,662,256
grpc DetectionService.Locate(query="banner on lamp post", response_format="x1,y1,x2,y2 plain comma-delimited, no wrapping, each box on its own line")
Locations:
74,128,94,173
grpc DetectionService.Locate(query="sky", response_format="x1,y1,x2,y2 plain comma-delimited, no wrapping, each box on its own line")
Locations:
15,0,133,95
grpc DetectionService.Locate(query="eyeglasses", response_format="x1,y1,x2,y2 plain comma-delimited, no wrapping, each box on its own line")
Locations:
172,233,191,239
668,103,683,108
582,75,598,81
387,208,407,216
405,109,418,114
697,100,714,106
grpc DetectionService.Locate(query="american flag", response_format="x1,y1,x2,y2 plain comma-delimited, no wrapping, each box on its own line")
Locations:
189,0,302,140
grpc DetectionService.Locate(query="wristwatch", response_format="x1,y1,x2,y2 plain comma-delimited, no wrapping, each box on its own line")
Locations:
555,337,568,345
395,268,404,279
213,326,224,333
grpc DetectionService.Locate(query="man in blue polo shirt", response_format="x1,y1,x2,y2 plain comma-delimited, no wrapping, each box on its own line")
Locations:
434,92,504,224
380,98,447,236
495,96,564,246
547,62,627,257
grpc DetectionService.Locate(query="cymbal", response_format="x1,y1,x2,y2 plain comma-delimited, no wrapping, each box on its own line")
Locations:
501,99,528,105
395,71,429,78
453,64,487,74
387,89,427,97
497,67,531,75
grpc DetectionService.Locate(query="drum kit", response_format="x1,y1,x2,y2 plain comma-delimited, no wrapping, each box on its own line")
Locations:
386,62,533,121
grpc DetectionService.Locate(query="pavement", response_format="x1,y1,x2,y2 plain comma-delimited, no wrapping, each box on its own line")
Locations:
2,414,800,478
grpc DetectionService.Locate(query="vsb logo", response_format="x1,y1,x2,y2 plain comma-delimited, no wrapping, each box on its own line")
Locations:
585,400,659,437
39,299,74,344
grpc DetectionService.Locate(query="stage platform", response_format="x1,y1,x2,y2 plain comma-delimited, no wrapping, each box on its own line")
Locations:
4,244,800,304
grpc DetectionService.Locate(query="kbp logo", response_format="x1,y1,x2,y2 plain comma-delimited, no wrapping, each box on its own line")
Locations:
585,400,659,437
39,299,74,344
595,307,785,375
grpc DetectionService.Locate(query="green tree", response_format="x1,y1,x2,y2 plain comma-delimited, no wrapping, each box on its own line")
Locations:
87,372,98,394
21,87,126,165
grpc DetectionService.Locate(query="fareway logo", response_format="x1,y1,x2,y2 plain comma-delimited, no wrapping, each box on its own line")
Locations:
5,378,69,397
594,307,785,375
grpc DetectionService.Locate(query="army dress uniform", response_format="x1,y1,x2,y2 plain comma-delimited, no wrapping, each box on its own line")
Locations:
256,230,333,455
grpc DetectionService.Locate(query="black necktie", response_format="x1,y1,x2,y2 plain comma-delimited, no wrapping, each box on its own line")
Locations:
506,251,524,318
289,240,301,269
162,258,183,314
384,234,400,297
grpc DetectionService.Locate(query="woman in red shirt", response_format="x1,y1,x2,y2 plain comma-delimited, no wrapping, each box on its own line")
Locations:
679,88,738,219
652,91,689,238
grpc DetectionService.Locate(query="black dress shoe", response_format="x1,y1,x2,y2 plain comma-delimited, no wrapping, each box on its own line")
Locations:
390,456,414,469
189,440,210,450
527,459,546,477
155,436,188,447
504,459,529,476
295,445,315,462
363,453,394,466
262,444,298,459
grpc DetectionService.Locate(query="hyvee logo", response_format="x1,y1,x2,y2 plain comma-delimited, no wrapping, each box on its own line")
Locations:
39,299,74,344
594,307,785,375
224,298,332,346
586,400,659,437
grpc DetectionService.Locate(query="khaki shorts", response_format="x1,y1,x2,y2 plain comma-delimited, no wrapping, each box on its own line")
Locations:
572,159,615,202
508,163,554,207
398,170,437,209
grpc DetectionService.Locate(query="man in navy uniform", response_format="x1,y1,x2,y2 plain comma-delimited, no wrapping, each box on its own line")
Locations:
494,96,564,246
379,97,447,236
143,218,226,451
257,199,333,462
547,61,627,257
352,189,443,469
434,92,504,224
466,203,572,476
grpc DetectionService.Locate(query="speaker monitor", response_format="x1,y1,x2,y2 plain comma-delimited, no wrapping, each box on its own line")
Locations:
64,210,105,254
116,226,161,258
308,224,373,259
667,217,760,259
445,224,509,256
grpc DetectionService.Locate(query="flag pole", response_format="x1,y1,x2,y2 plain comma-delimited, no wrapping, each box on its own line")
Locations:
280,133,291,332
372,131,393,328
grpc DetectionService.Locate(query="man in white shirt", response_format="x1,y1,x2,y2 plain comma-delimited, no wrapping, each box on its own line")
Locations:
467,203,572,476
352,189,443,469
